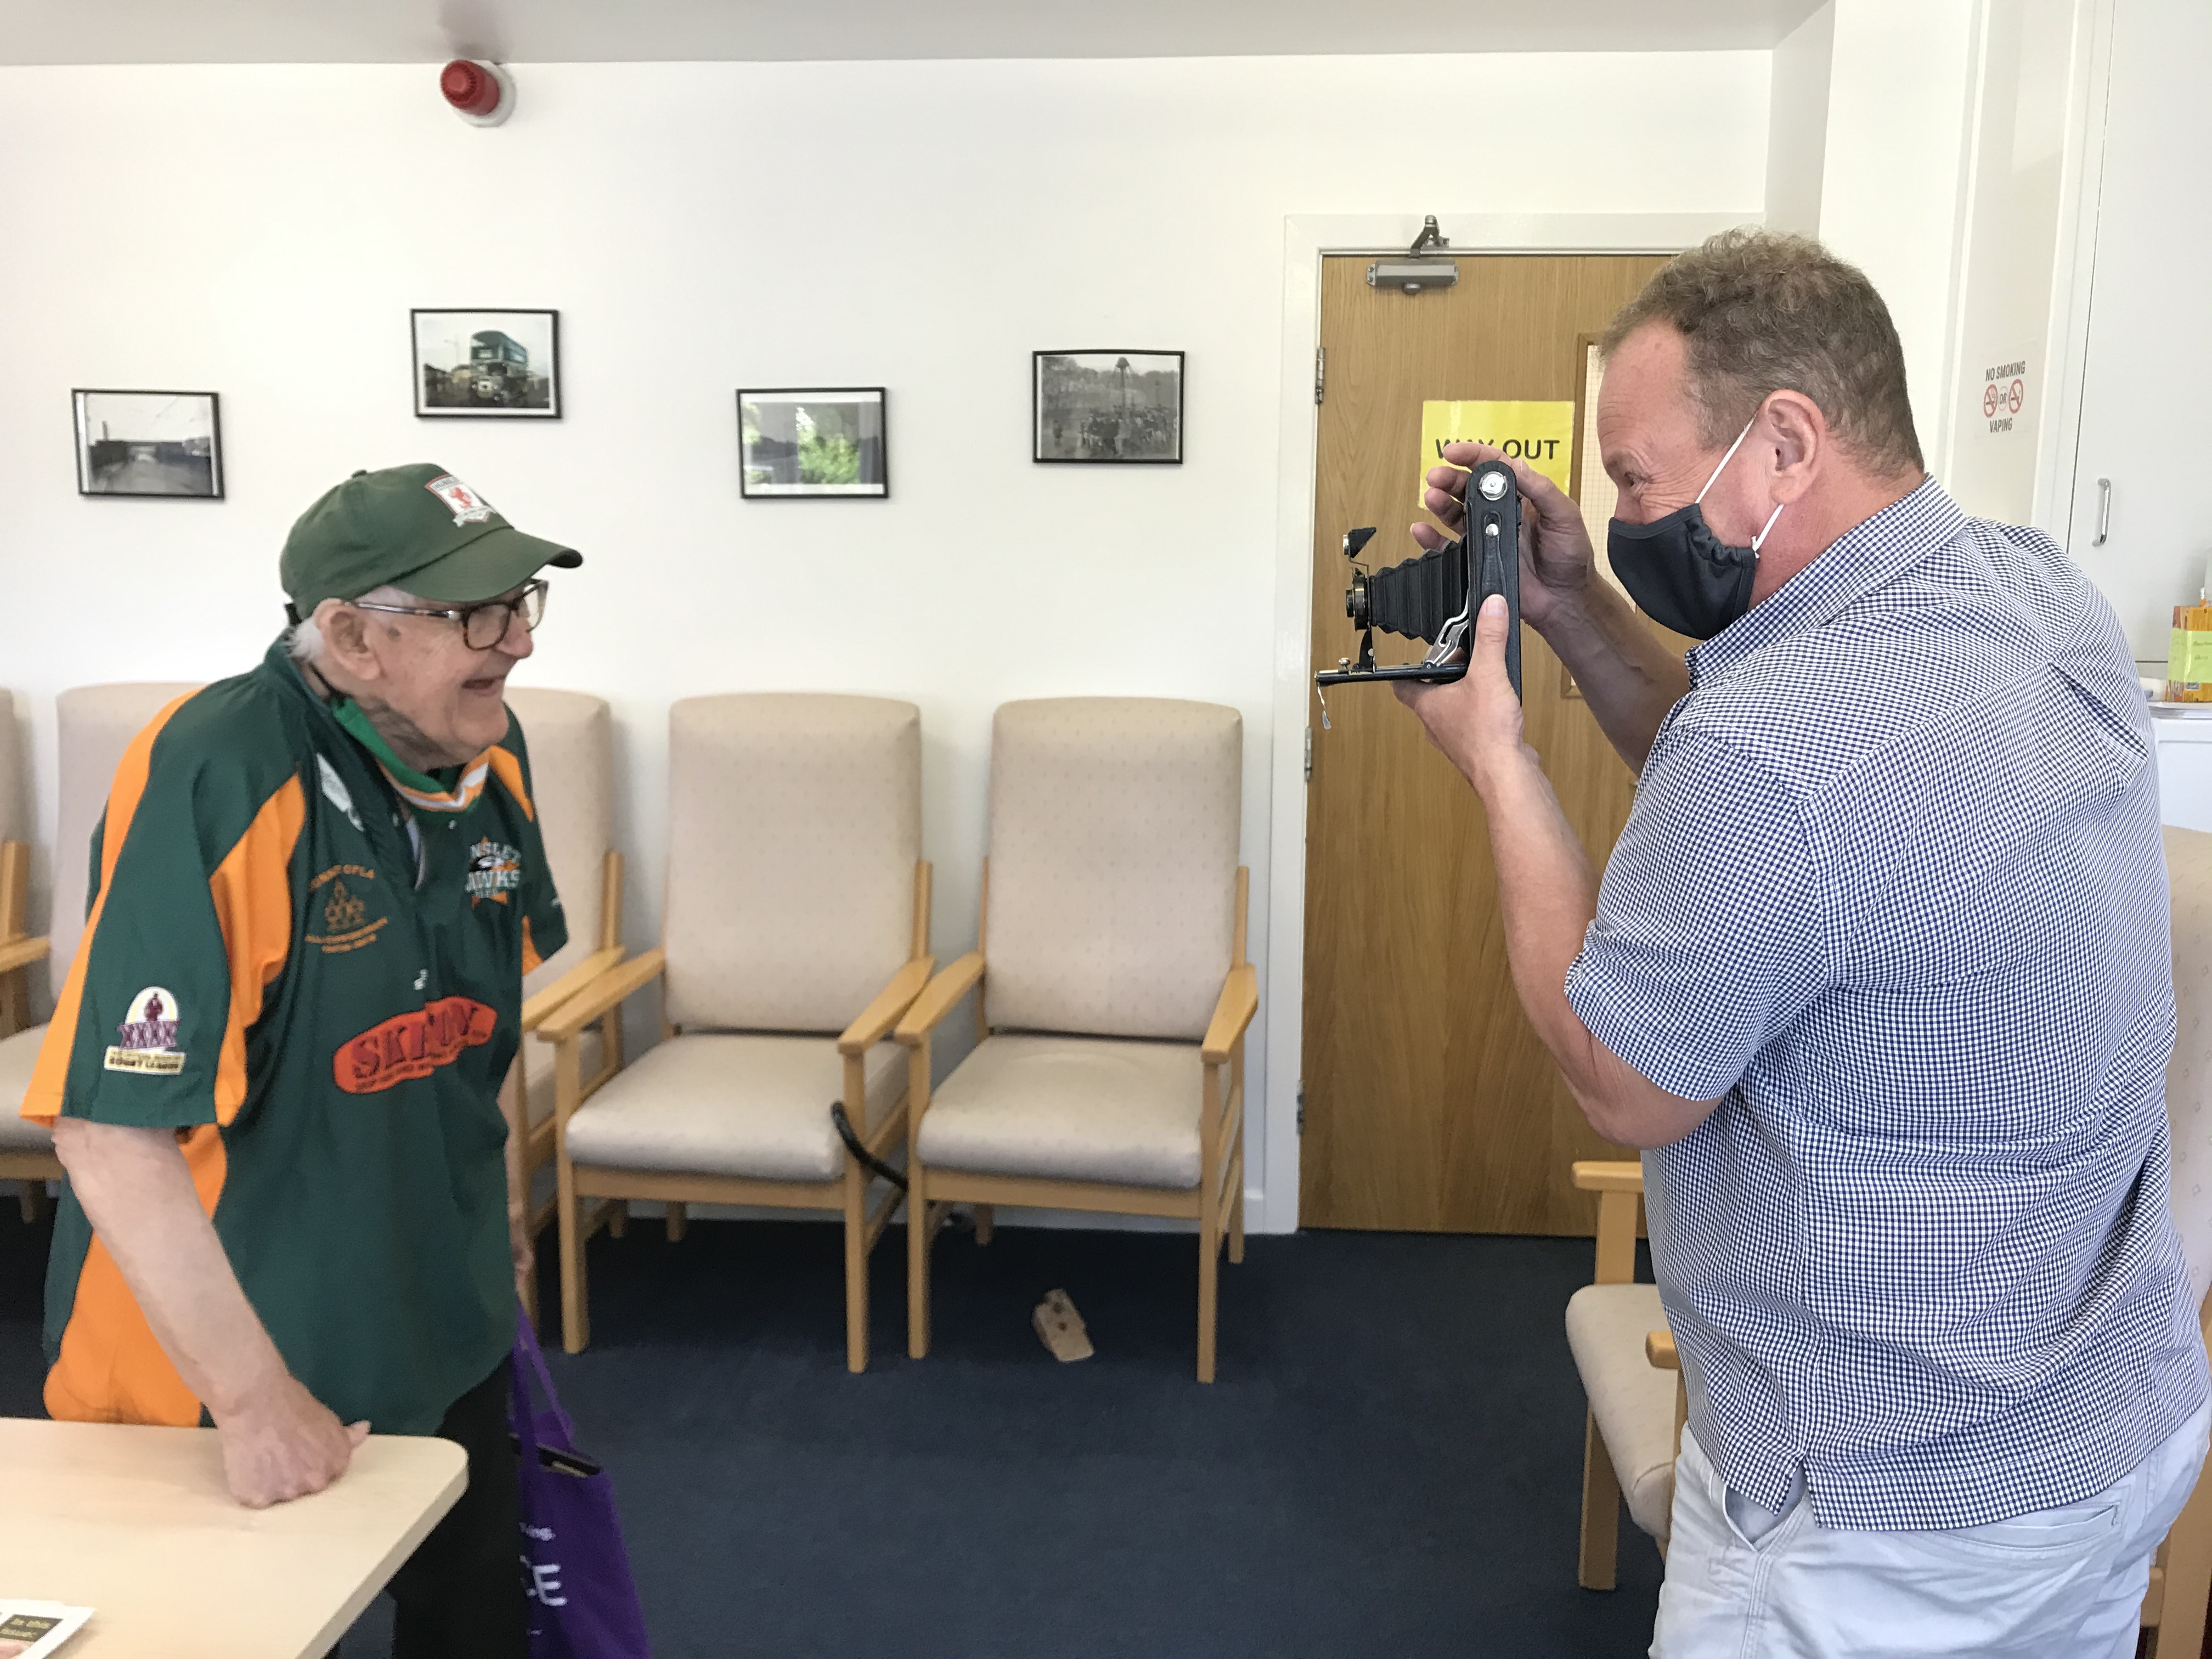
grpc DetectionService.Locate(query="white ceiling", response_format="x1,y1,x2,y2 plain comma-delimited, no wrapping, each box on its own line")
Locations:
1,0,1825,66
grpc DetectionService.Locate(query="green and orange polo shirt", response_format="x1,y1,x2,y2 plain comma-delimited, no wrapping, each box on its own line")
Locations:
20,637,565,1434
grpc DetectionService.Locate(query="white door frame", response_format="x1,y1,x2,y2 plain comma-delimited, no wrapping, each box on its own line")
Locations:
1254,211,1758,1234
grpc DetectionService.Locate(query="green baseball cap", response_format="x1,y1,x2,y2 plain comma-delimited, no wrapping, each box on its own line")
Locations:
280,462,581,616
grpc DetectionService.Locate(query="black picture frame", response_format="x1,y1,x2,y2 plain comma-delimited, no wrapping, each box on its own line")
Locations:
737,386,890,499
412,308,562,418
1032,349,1184,464
72,389,224,499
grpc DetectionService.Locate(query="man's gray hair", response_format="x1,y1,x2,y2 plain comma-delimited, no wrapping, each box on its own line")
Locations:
286,584,421,664
1600,227,1924,475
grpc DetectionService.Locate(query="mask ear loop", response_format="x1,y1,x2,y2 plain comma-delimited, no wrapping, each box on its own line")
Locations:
1697,416,1787,552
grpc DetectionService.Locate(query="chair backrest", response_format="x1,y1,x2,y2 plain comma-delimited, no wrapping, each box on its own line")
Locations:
2166,826,2212,1308
50,684,202,970
0,690,26,850
985,697,1240,1041
504,688,614,997
661,694,920,1034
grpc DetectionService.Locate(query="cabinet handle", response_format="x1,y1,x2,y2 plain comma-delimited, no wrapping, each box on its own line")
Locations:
2094,477,2113,547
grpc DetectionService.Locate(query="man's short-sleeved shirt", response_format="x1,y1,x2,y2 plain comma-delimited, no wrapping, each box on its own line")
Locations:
20,637,566,1434
1565,480,2207,1531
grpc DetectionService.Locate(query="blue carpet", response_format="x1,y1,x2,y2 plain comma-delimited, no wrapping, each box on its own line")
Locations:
0,1205,1662,1657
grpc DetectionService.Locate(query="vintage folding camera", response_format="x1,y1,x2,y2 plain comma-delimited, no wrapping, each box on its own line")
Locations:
1314,458,1522,714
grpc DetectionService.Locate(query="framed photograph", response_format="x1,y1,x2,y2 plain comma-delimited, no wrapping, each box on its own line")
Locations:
73,390,223,498
737,387,888,498
412,308,560,417
1033,350,1184,464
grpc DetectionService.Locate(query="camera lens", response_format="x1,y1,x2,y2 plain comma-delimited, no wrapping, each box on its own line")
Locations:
1346,572,1370,627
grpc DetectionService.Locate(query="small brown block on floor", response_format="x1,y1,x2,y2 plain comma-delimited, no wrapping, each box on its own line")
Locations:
1034,1289,1093,1362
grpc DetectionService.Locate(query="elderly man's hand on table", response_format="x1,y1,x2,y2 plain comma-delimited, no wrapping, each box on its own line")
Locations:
217,1371,370,1509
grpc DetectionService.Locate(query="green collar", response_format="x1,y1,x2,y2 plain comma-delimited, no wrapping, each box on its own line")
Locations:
330,697,459,795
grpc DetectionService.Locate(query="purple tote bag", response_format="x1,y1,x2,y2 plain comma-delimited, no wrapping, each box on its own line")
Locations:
510,1311,652,1658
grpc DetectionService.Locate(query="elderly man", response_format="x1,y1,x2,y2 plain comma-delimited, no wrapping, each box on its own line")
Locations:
1397,230,2209,1655
20,463,575,1658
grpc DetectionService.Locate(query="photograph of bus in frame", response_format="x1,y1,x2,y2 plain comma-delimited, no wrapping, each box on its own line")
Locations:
1033,349,1183,464
737,387,888,499
411,308,561,417
72,389,223,498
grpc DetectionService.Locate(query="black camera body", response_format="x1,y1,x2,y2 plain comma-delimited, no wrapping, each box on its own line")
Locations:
1314,458,1522,701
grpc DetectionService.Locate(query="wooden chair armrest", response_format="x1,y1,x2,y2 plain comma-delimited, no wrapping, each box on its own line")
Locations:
838,957,936,1056
0,935,48,977
893,952,984,1047
1572,1160,1644,1194
538,949,665,1043
1201,964,1259,1064
1646,1329,1679,1370
521,946,626,1033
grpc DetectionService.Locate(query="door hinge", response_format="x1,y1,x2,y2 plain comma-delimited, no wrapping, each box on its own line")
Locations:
1304,726,1312,782
1296,1085,1305,1133
1313,346,1325,405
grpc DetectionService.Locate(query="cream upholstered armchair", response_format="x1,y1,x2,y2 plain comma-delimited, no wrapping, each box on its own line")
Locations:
0,684,199,1223
501,688,627,1257
2145,825,2212,1655
539,695,932,1373
895,697,1254,1383
1564,1160,1683,1589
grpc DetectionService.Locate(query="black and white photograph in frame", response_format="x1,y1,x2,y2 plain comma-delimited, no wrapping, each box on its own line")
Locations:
737,387,888,498
72,390,223,498
1033,350,1183,464
412,308,561,417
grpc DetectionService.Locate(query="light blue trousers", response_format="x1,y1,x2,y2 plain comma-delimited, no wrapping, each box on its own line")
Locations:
1653,1401,2212,1659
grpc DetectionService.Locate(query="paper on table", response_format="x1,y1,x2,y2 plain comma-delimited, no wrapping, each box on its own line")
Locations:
0,1601,94,1657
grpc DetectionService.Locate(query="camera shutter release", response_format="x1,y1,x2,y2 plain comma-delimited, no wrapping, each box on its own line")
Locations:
1476,471,1510,501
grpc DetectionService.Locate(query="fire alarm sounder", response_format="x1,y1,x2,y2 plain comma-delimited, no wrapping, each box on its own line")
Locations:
441,59,515,126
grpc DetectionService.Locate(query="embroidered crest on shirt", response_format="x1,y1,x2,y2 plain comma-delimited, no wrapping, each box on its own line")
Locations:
424,473,497,526
105,985,185,1075
305,864,387,955
465,838,522,906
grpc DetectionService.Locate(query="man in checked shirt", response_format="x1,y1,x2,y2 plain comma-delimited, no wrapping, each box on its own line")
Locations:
1397,229,2209,1656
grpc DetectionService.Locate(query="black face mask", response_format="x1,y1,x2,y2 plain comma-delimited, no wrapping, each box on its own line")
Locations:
1605,420,1783,641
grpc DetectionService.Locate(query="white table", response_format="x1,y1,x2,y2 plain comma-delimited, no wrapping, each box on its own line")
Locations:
0,1418,466,1658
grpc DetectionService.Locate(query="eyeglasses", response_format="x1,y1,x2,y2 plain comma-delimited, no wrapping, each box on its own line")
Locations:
351,579,548,651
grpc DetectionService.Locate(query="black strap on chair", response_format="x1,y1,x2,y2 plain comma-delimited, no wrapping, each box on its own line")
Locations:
831,1101,907,1192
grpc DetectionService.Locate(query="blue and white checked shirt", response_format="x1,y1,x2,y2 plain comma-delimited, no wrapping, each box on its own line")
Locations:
1565,479,2208,1531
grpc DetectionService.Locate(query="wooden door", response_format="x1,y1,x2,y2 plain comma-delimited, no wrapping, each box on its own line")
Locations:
1299,253,1668,1234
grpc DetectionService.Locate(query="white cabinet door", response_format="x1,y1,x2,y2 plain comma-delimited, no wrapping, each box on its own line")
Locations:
2065,0,2212,659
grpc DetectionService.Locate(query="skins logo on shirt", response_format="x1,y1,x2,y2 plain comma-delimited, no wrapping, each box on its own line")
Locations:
105,985,185,1075
335,996,498,1094
465,838,522,906
304,863,387,955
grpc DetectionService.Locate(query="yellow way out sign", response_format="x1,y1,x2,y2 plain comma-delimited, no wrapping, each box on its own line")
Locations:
1418,400,1576,505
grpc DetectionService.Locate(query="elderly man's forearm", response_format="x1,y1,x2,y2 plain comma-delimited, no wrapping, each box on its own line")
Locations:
51,1118,290,1417
1534,582,1688,774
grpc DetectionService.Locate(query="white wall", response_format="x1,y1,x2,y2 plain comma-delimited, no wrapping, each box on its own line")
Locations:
1816,0,1978,476
1765,2,1833,235
0,54,1770,1230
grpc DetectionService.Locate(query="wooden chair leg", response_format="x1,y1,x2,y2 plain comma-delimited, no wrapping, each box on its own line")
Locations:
16,1180,48,1225
607,1200,628,1239
844,1166,869,1375
1197,1205,1221,1384
558,1164,589,1355
1229,1179,1245,1265
1578,1410,1622,1590
973,1203,994,1245
907,1176,932,1359
664,1201,687,1243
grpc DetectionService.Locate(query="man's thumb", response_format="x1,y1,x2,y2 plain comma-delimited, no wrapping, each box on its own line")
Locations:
347,1420,371,1446
1474,592,1509,647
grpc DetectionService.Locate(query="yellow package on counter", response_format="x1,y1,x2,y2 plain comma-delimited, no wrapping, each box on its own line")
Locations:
2169,602,2212,702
